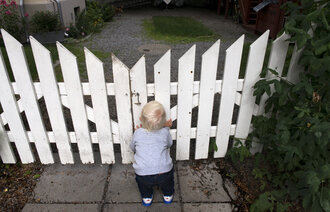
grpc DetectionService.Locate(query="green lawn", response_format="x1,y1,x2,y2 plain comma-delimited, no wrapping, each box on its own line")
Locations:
1,43,109,82
143,16,219,43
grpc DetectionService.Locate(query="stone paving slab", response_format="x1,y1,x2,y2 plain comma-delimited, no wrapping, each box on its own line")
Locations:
104,203,181,212
22,204,100,212
177,161,231,202
183,203,233,212
33,162,109,202
105,162,179,203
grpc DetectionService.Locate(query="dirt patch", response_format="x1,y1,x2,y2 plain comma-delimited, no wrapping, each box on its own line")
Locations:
0,162,44,211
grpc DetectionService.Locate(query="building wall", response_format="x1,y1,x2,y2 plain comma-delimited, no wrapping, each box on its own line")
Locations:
17,0,86,27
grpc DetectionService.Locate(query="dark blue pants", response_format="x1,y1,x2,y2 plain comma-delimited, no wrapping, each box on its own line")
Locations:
135,168,174,198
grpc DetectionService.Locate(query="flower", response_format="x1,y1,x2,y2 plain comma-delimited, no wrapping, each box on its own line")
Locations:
24,12,29,17
5,10,11,15
81,32,85,36
66,27,69,31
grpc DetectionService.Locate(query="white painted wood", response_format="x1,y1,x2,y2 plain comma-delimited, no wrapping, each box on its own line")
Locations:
234,30,269,146
286,44,303,84
130,56,147,127
112,55,134,164
215,35,244,158
30,36,74,164
0,117,16,163
0,47,34,163
176,45,196,160
154,50,171,119
258,32,290,116
1,29,54,164
7,124,237,144
57,42,94,164
195,40,220,159
85,47,115,164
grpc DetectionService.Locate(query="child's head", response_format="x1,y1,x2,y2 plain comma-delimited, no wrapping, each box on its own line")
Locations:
140,101,166,131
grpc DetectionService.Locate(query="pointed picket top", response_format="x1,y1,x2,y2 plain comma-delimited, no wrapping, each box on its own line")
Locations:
84,47,104,65
112,54,130,72
30,36,50,55
202,39,220,59
1,29,22,50
226,35,244,53
179,44,196,63
155,49,171,68
250,30,269,49
131,55,146,74
56,41,77,61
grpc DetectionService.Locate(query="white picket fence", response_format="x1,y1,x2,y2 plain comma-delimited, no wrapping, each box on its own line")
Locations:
0,29,302,164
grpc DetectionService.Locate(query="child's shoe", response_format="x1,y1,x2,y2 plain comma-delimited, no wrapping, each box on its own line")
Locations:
163,195,173,204
142,196,153,206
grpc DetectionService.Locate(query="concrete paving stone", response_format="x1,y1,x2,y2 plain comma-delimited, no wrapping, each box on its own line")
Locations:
224,178,238,200
177,161,231,202
105,161,179,203
22,204,100,212
183,203,233,212
104,203,181,212
33,153,109,203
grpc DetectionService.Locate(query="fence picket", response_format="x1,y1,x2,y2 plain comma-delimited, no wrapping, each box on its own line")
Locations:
1,29,54,164
154,50,171,119
258,32,290,115
176,45,196,160
0,47,34,163
234,30,269,146
195,40,220,159
130,56,147,127
30,37,74,164
215,35,244,158
112,55,134,164
286,44,303,84
85,48,115,164
57,42,94,164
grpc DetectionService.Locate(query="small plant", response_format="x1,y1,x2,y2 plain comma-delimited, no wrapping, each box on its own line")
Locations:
29,11,61,33
0,0,25,41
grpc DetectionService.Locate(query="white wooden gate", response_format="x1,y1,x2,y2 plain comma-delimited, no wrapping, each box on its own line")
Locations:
0,29,302,164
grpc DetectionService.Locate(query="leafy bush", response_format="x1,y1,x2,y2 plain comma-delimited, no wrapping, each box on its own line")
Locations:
232,1,330,211
66,2,115,39
29,11,61,33
86,1,115,22
0,0,24,41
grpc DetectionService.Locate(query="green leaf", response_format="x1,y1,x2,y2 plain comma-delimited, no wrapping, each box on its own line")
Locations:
307,172,320,193
33,174,41,179
320,188,330,212
303,193,313,210
250,192,274,212
274,81,282,93
315,132,322,138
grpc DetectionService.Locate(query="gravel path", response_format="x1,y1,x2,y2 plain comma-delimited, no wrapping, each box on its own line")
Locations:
83,7,258,82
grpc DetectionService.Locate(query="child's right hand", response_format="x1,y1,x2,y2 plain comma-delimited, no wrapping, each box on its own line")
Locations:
135,124,142,130
165,119,172,128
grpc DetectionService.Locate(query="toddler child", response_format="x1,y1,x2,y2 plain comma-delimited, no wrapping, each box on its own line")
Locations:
129,101,174,207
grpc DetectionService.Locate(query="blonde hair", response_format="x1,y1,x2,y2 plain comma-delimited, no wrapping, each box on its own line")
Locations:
140,101,166,131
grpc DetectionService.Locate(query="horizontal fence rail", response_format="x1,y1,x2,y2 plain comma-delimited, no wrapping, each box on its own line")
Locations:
0,29,301,164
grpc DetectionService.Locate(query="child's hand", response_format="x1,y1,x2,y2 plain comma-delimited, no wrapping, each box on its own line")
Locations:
135,124,142,130
164,119,172,128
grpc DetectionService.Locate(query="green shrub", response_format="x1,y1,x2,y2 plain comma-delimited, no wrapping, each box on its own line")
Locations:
86,1,115,22
233,1,330,211
30,11,61,33
0,0,24,41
